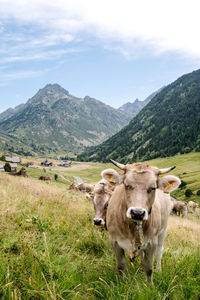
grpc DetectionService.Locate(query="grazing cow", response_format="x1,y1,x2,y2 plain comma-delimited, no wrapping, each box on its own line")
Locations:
106,160,181,283
68,182,79,190
171,199,187,217
188,200,199,213
69,182,94,193
11,167,28,177
39,176,52,181
92,168,123,227
76,183,94,193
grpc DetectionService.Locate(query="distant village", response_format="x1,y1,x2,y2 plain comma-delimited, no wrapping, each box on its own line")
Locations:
0,153,72,173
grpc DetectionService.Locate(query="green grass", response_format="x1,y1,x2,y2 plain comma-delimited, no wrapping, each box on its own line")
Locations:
0,153,199,299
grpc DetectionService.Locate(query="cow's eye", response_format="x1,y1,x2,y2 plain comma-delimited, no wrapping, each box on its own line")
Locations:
104,202,109,210
147,187,156,193
125,185,133,190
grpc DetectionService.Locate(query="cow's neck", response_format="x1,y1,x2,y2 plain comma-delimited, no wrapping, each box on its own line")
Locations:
128,221,145,262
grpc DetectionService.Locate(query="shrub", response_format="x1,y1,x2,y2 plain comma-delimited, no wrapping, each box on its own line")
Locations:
196,190,200,196
179,180,187,189
54,174,58,181
185,189,193,197
4,162,11,172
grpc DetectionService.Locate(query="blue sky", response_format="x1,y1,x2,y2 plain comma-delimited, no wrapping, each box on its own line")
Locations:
0,0,200,112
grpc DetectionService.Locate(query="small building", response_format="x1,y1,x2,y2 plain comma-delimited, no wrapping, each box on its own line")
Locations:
28,164,39,168
41,159,53,167
5,157,21,163
57,160,71,167
4,153,11,157
0,163,17,172
0,164,5,172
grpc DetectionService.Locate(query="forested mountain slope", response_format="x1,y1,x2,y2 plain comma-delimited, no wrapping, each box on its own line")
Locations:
78,69,200,163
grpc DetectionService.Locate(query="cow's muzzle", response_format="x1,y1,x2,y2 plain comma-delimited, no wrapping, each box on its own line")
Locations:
126,207,148,221
93,218,105,226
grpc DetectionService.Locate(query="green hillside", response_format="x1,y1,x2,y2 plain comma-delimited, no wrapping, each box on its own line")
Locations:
78,69,200,163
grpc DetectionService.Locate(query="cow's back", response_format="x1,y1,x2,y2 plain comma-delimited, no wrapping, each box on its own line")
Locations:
154,189,173,228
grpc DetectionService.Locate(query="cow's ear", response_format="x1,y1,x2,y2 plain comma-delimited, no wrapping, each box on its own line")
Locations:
85,192,94,201
158,175,181,193
101,168,121,185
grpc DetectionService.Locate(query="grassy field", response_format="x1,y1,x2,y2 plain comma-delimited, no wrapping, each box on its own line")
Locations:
0,153,199,299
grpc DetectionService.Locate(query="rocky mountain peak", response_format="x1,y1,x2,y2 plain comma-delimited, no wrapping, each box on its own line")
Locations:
27,83,70,108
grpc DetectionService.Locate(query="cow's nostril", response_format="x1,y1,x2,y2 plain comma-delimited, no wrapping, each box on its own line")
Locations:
130,209,146,220
94,219,102,226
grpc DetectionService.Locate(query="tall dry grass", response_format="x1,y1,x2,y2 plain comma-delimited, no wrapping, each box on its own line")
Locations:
0,166,199,299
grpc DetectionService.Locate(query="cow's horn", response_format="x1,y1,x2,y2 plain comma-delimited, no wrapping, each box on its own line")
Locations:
159,166,176,174
110,159,126,170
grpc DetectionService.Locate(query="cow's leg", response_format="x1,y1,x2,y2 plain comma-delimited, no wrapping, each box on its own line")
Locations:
156,229,166,272
142,240,157,284
184,207,187,218
111,241,126,275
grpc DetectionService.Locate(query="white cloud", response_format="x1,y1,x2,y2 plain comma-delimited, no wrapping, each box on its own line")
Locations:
0,69,48,81
0,0,200,58
1,48,80,63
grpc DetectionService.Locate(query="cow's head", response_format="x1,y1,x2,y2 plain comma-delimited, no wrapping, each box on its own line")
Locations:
92,168,122,227
68,183,78,190
110,159,181,222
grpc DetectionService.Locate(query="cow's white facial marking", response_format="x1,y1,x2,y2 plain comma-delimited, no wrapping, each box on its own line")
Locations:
126,207,148,221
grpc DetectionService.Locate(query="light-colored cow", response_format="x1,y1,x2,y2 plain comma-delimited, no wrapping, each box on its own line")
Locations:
188,200,199,213
106,160,181,283
92,168,123,227
171,199,187,217
69,182,94,193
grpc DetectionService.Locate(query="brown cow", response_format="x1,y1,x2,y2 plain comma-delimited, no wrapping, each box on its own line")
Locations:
39,176,52,181
188,200,199,213
171,199,187,217
76,183,94,193
106,160,180,283
68,182,79,190
11,167,28,177
92,168,123,227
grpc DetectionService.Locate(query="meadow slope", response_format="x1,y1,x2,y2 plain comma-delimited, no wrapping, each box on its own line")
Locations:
0,153,200,299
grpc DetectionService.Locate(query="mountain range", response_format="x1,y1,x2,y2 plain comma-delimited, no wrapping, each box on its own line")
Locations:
78,69,200,163
118,88,163,118
0,84,139,156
